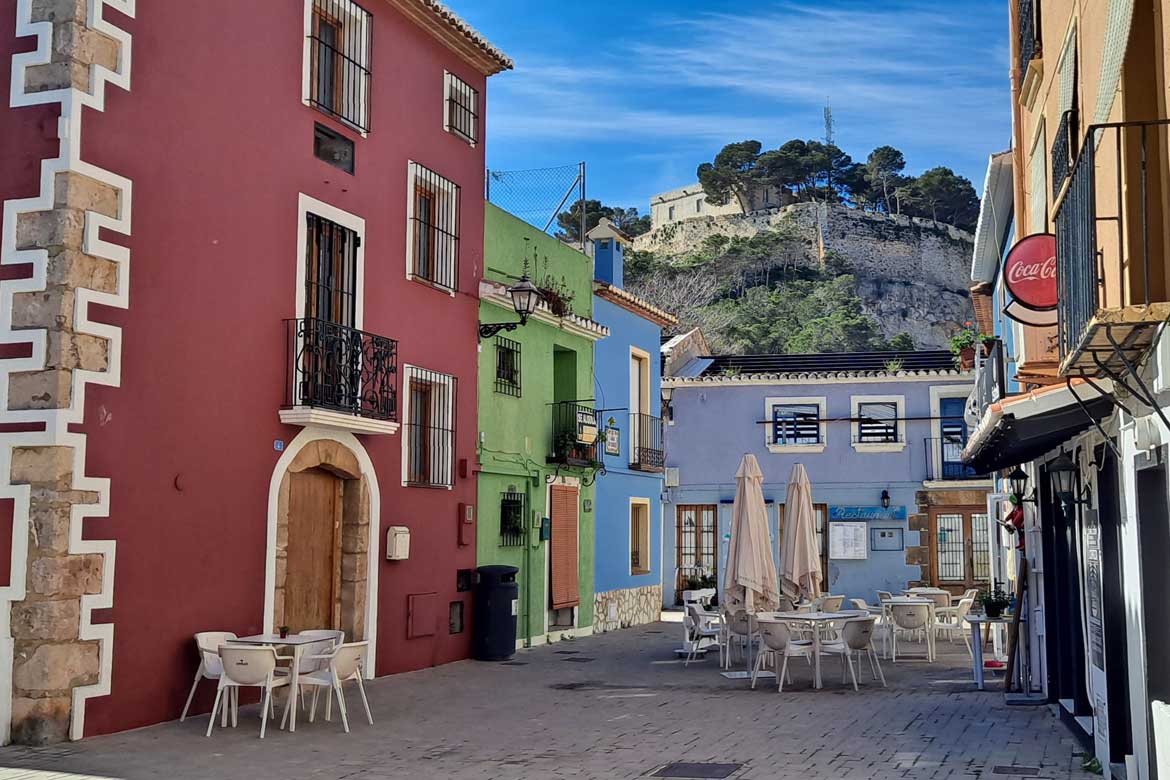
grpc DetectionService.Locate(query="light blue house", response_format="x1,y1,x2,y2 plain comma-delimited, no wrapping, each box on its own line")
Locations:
588,219,677,631
661,350,992,607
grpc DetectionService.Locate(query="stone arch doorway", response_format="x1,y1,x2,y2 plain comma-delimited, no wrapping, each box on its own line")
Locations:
270,437,373,642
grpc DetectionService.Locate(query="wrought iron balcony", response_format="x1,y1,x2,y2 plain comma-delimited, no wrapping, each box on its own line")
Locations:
1018,0,1039,72
548,401,600,466
1055,120,1170,378
284,317,397,423
1051,108,1078,200
629,413,664,472
925,437,986,482
972,339,1007,418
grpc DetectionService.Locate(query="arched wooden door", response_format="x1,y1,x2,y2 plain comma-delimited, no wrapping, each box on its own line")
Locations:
285,467,343,632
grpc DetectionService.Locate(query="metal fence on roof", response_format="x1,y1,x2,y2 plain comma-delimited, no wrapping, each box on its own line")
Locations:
485,162,586,250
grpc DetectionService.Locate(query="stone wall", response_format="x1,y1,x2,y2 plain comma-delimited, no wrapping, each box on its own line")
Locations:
2,0,134,744
593,583,662,633
634,203,976,350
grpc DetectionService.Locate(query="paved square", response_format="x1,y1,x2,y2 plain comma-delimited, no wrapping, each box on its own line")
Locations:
0,623,1091,780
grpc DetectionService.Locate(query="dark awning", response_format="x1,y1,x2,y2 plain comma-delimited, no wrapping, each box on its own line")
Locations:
963,381,1115,473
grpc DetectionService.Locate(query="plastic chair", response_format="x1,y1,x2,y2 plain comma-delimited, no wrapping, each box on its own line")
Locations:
818,595,845,613
822,617,887,689
207,646,290,738
683,604,724,667
876,590,894,603
724,610,756,669
283,641,372,733
935,597,975,653
180,631,237,723
890,603,933,662
751,618,813,692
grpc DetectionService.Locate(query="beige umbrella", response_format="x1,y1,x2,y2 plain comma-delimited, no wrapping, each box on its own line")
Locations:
724,454,781,613
780,463,822,602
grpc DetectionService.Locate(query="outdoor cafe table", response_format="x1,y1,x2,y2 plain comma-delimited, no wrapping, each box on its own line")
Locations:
966,614,1026,689
762,611,855,689
230,633,323,732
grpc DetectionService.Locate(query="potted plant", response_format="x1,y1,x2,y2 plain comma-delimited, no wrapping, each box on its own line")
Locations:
948,324,980,370
537,275,575,317
979,333,997,356
978,587,1012,618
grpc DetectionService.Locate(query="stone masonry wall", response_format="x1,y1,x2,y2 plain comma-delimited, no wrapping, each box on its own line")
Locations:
2,0,134,744
593,584,662,633
634,203,976,350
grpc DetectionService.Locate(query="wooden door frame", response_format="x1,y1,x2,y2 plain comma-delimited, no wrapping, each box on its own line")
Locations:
926,504,990,595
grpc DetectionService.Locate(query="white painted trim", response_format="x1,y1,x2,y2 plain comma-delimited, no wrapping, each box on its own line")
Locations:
572,625,594,639
629,497,652,576
923,479,995,490
295,193,366,329
1,0,136,744
664,372,970,388
763,395,827,449
480,281,609,341
399,365,456,489
442,70,477,147
850,394,907,453
929,384,974,478
279,406,399,435
404,160,458,296
262,427,380,678
300,0,370,138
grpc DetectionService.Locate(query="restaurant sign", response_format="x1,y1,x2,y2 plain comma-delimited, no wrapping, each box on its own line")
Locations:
829,505,908,521
1003,233,1058,326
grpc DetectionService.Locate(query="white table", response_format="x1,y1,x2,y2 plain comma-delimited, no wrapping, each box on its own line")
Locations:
966,615,1021,689
764,611,855,689
881,598,936,661
232,633,323,732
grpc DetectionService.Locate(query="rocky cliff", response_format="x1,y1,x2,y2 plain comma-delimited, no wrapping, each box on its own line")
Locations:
633,203,975,351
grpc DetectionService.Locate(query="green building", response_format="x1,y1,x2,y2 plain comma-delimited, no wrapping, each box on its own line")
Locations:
477,204,609,647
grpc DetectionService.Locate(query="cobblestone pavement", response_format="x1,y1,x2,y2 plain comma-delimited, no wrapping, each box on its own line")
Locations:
0,622,1092,780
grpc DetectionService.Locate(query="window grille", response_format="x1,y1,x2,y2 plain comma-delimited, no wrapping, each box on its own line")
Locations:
305,212,358,328
771,404,821,445
307,0,372,133
630,502,650,574
494,336,521,396
403,367,456,488
500,491,525,547
408,162,460,292
857,402,898,443
444,72,479,144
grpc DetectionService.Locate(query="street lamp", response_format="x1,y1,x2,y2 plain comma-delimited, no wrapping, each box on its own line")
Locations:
1006,466,1037,504
479,275,542,340
1048,451,1090,508
661,385,674,422
880,489,891,509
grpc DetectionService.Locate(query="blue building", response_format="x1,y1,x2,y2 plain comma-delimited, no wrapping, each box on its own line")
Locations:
588,219,677,631
661,350,992,607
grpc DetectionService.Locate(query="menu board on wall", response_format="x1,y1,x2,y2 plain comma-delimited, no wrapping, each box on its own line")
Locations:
829,522,868,560
1084,509,1105,671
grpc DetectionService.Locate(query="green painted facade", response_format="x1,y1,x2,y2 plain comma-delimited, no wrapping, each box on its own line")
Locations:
477,204,606,645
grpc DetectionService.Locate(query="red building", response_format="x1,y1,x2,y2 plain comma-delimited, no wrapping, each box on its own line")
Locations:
0,0,510,743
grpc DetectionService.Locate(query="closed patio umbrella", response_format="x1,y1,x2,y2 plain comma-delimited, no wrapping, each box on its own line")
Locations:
724,454,781,613
780,463,822,603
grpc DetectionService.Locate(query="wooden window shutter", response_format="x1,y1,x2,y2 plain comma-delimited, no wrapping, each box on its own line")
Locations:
550,485,580,609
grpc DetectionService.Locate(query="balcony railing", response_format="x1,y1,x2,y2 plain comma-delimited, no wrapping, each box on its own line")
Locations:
629,413,664,472
972,339,1007,418
1051,108,1078,200
1055,120,1170,376
924,437,985,481
1018,0,1039,72
549,401,600,466
284,317,397,421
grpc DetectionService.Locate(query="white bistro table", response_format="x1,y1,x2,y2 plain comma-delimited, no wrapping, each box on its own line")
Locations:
880,597,936,660
765,610,855,689
231,633,323,732
966,614,1023,689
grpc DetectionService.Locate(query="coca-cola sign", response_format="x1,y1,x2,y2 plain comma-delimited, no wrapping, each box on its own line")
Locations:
1003,233,1057,312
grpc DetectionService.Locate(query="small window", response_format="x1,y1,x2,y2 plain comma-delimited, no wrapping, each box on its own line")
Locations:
403,366,456,488
408,162,460,291
857,402,898,443
448,601,464,634
444,71,479,144
772,404,821,445
668,205,675,220
313,123,355,174
306,0,372,133
630,501,651,575
494,336,521,397
695,198,703,213
599,239,610,250
500,491,525,547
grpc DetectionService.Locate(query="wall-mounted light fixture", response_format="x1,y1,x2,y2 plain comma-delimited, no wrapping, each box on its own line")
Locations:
1006,466,1038,504
1048,451,1090,509
661,385,674,422
478,274,541,340
880,489,891,509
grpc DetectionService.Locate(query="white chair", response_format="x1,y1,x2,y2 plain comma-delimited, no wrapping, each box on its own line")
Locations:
934,597,975,654
889,603,934,662
818,595,845,613
683,604,724,667
822,617,887,689
206,646,290,739
723,610,756,669
751,619,813,692
180,631,236,724
293,629,345,708
876,590,894,603
283,641,372,733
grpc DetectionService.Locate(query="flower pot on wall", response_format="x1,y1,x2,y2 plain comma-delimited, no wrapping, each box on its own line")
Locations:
959,346,976,370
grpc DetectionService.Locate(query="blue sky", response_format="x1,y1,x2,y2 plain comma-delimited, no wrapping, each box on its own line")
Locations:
458,0,1012,218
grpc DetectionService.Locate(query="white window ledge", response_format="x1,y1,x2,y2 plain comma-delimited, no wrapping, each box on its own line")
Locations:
767,443,827,454
279,406,400,436
852,442,906,454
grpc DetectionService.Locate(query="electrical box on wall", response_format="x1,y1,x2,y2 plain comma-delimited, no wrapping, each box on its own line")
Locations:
386,526,410,560
458,503,474,547
539,516,551,541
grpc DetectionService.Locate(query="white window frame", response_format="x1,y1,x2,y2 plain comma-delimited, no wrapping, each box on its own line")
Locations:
443,70,478,146
295,193,366,328
851,395,906,453
764,396,827,454
405,161,459,296
927,385,985,484
400,365,457,489
629,497,652,576
301,0,371,137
